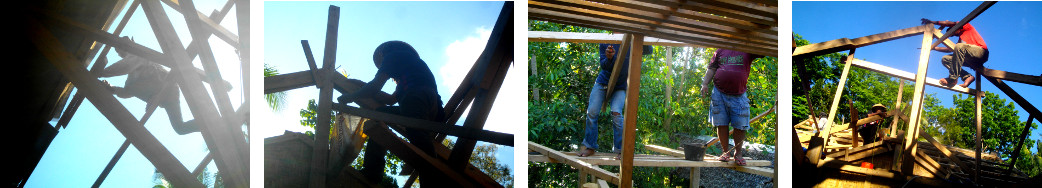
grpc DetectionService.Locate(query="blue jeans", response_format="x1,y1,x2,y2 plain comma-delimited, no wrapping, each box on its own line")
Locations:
710,88,751,131
583,82,626,153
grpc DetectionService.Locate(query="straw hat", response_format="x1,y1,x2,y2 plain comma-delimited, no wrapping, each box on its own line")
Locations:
871,104,887,112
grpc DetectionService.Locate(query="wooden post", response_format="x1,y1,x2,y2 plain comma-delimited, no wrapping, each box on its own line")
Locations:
901,28,934,174
812,48,855,167
850,99,859,148
890,81,905,137
603,34,633,112
690,167,700,188
531,55,539,100
619,34,644,188
310,5,340,188
974,71,982,183
665,47,673,131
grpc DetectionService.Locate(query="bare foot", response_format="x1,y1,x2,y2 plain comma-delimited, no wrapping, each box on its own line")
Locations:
939,78,955,87
578,148,596,157
959,76,975,88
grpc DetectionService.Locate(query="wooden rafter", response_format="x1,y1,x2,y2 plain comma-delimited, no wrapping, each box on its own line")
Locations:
793,25,930,58
901,27,935,175
529,142,621,185
140,0,248,186
26,17,203,188
364,123,479,188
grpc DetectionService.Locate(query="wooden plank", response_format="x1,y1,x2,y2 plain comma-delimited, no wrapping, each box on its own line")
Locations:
529,142,621,185
26,17,203,188
309,5,340,188
915,148,946,178
139,0,247,186
333,104,513,146
726,166,774,178
983,75,1042,129
160,0,239,47
825,139,888,159
980,68,1042,87
587,0,776,34
175,0,248,163
793,25,930,58
528,154,771,167
532,0,777,45
929,2,997,49
651,0,776,26
619,34,644,188
813,48,856,167
364,123,477,188
602,34,632,112
91,140,131,188
528,8,776,56
849,99,859,148
528,31,689,47
847,59,976,94
890,81,905,137
900,28,934,174
690,167,699,188
235,0,249,119
448,3,514,171
819,158,898,179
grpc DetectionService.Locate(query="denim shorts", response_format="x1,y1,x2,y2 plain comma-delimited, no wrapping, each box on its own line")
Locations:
710,87,751,131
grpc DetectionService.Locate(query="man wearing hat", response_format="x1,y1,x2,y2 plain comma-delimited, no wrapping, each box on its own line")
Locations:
860,104,889,144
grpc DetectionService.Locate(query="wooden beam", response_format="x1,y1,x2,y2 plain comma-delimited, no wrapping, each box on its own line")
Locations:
825,139,889,159
531,0,776,45
160,0,239,47
847,59,976,94
235,0,250,124
528,154,771,167
448,2,514,171
793,25,930,58
690,167,700,188
26,17,203,188
529,142,621,185
332,104,513,146
890,81,905,137
191,152,214,177
139,0,247,186
309,5,340,188
930,1,997,50
980,68,1042,87
528,9,776,56
91,140,131,188
983,75,1042,128
587,0,776,34
915,148,947,178
602,34,632,112
619,34,644,188
819,158,898,178
901,28,935,174
1006,116,1035,175
364,123,477,188
175,0,248,164
528,31,693,47
975,70,983,183
812,48,856,167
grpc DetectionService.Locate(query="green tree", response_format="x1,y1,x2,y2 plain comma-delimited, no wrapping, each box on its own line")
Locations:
529,20,777,187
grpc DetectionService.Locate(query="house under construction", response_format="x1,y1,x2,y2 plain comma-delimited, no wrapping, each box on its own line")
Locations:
793,2,1042,187
11,0,250,187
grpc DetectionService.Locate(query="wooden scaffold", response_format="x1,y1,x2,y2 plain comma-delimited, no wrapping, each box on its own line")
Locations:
528,0,778,187
794,1,1042,186
13,0,251,187
263,2,515,188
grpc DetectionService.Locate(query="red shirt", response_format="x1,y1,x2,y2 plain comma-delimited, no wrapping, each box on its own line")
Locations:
957,23,987,49
709,49,762,95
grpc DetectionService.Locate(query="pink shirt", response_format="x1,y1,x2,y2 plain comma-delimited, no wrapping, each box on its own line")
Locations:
709,49,762,95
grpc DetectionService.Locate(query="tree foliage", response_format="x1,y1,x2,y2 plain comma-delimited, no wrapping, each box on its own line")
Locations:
528,20,777,187
794,32,1041,177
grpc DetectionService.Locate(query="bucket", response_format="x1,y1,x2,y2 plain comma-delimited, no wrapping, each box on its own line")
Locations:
683,142,706,161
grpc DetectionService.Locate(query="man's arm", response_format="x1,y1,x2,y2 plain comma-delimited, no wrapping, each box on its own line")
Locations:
933,46,953,53
700,53,720,96
338,71,391,104
921,18,957,27
97,57,140,78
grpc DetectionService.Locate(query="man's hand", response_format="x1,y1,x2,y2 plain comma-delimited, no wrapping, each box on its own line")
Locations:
700,85,710,96
921,18,933,25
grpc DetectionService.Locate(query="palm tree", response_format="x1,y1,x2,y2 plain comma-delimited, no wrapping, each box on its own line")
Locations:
264,64,287,111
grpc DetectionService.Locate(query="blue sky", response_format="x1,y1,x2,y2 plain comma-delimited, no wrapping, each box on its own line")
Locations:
27,0,242,187
794,1,1042,152
260,1,519,186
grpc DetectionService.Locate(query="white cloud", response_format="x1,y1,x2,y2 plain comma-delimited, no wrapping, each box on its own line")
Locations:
438,27,524,135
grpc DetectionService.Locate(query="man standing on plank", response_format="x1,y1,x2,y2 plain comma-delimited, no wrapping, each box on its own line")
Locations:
921,18,989,88
700,49,763,166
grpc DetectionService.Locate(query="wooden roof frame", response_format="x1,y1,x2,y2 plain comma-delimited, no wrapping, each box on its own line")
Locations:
529,0,778,56
262,2,514,187
25,0,252,187
794,1,1042,186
